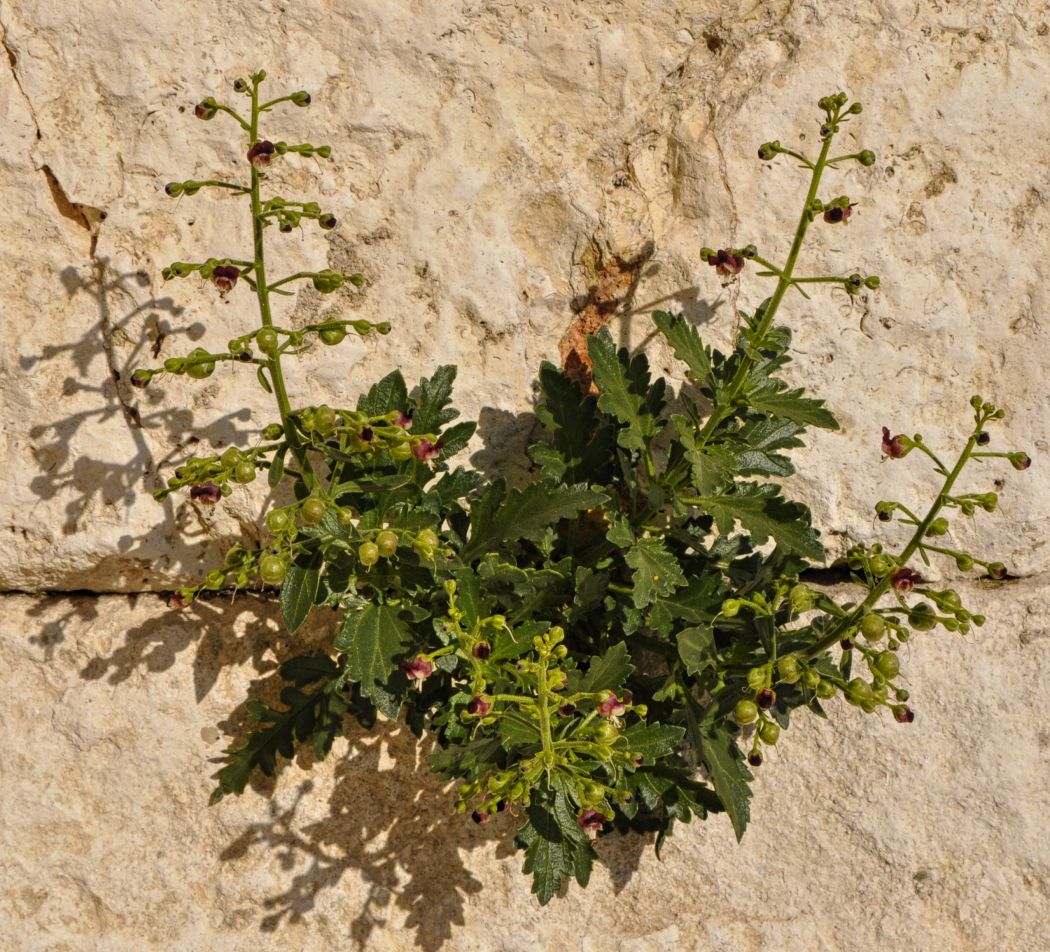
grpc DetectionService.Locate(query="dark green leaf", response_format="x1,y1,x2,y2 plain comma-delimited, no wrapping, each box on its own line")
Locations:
688,483,824,560
534,361,615,483
695,722,752,841
256,365,273,394
744,380,839,430
267,445,286,488
281,553,323,633
624,538,686,609
652,310,713,387
439,420,476,455
587,330,656,452
622,722,685,762
677,626,716,675
462,479,606,561
576,641,633,694
358,369,408,416
335,604,413,717
412,365,459,434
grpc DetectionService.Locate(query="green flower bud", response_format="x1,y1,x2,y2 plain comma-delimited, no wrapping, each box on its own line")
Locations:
290,90,312,106
858,149,876,166
757,140,780,161
864,275,880,289
261,423,284,441
777,656,801,684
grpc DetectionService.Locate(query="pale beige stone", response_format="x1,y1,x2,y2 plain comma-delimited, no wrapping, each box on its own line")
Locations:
3,581,1049,950
0,0,1046,591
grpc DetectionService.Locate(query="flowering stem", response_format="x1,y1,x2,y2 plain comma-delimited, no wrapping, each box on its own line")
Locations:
248,76,316,489
802,425,983,660
694,126,836,447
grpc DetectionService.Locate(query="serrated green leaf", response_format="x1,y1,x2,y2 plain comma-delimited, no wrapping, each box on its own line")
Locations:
652,310,713,387
677,626,715,675
517,789,588,905
281,553,323,633
624,538,686,608
412,365,459,434
587,330,656,452
462,479,606,561
743,380,839,430
671,415,738,494
622,722,685,762
357,369,408,416
734,416,805,477
439,420,476,455
335,604,413,717
534,362,615,483
695,723,752,841
576,641,633,694
688,483,824,561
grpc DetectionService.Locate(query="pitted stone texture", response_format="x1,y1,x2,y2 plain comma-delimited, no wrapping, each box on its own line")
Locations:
3,582,1049,950
1,0,1047,592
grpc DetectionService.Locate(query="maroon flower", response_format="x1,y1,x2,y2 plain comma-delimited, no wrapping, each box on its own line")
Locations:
577,808,606,834
247,140,276,169
708,248,744,277
756,688,776,710
823,203,854,224
190,481,221,505
212,265,240,293
359,427,374,442
894,706,915,724
466,695,492,717
881,427,906,459
748,751,763,767
1011,452,1032,471
412,438,442,461
167,591,188,610
399,656,434,681
558,703,576,717
131,369,151,389
393,409,413,428
471,810,488,824
596,690,630,718
987,563,1008,580
890,567,923,593
472,642,491,660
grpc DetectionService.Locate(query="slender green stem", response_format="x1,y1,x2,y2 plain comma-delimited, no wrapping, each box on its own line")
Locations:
693,128,837,448
267,271,317,292
248,79,316,489
215,104,251,132
535,654,555,769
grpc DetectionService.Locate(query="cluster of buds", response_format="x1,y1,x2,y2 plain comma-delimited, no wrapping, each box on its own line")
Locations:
153,442,270,502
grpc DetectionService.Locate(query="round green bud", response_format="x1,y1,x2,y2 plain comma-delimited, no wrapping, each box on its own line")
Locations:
757,141,780,161
864,275,881,290
233,460,256,484
908,603,937,632
256,328,279,356
874,651,900,679
220,446,242,469
846,678,874,705
205,569,226,590
721,599,742,618
955,553,974,572
858,149,876,166
860,613,886,642
848,102,863,115
734,699,759,725
313,405,337,435
758,720,781,745
376,530,398,558
186,348,215,379
261,423,284,441
266,509,292,534
869,555,893,578
301,497,326,525
358,541,380,567
777,656,801,684
815,679,837,699
747,667,768,692
319,326,346,346
259,555,287,585
803,669,821,691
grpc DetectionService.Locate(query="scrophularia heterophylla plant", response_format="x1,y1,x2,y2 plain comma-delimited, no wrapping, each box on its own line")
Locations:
134,77,1030,903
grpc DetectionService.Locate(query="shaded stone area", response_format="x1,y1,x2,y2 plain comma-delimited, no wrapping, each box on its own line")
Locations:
3,583,1048,950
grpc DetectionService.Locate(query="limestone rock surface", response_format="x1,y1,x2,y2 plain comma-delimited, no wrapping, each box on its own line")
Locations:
0,0,1047,591
3,582,1048,950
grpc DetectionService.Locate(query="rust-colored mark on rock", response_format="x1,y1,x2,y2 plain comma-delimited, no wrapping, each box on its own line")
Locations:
560,242,653,392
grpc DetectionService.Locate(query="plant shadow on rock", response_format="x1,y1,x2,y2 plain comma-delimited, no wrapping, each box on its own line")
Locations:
23,260,256,590
219,721,516,951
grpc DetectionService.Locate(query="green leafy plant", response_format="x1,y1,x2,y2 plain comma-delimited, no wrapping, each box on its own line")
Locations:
136,77,1031,904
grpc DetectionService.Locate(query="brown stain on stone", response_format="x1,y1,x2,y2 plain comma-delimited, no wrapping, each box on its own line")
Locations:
559,242,654,391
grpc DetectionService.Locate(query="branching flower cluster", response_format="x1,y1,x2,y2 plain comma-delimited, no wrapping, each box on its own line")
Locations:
134,77,1030,903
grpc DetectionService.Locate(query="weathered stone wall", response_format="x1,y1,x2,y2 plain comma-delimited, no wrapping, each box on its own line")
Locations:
2,0,1048,948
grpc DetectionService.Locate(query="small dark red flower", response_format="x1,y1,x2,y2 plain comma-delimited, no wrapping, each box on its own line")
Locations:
708,248,744,277
840,638,854,651
190,481,221,505
399,656,434,681
823,204,854,224
393,409,413,428
167,591,188,610
748,751,763,767
412,438,441,461
359,427,374,442
882,426,906,459
471,810,488,824
558,703,576,717
756,688,776,709
596,690,629,718
577,808,605,834
988,563,1008,580
472,642,491,660
894,706,915,724
1011,452,1032,471
467,695,492,717
890,567,923,593
212,265,240,293
247,140,276,169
